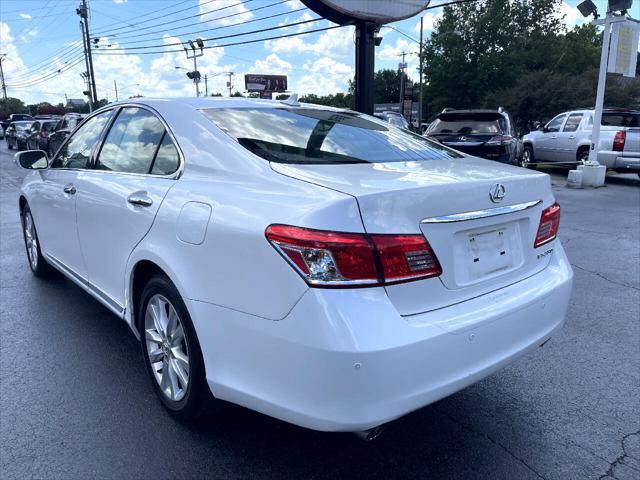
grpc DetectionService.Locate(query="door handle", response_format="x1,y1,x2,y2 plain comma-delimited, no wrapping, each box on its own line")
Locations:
63,184,76,195
569,135,575,139
127,193,153,207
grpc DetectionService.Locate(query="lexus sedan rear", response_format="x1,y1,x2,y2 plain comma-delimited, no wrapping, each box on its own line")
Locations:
15,98,573,435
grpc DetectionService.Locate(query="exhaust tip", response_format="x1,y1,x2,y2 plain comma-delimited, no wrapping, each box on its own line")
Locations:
353,425,385,442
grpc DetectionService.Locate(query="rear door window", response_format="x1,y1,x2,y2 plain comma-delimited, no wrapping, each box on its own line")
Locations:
545,115,566,132
203,107,459,165
602,113,639,127
562,114,583,132
96,107,179,175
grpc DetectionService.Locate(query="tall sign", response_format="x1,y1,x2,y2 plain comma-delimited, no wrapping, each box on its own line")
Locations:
607,20,640,78
301,1,430,115
245,74,288,92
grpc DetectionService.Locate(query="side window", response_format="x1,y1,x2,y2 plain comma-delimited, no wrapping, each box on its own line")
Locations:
96,107,165,174
51,111,112,169
151,133,180,175
31,122,39,133
546,115,566,133
562,113,583,133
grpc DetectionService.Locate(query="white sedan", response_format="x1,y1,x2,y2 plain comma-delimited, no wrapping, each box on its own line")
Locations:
14,98,573,439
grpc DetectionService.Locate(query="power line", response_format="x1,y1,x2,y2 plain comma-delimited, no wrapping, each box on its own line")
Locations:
93,1,298,45
5,46,85,82
90,0,191,33
93,25,342,56
91,0,254,38
7,58,84,89
96,16,323,52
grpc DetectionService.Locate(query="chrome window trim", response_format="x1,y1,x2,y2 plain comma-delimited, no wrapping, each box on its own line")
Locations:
49,103,184,180
420,200,542,224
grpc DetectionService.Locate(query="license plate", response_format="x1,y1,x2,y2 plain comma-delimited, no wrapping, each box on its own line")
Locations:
465,229,513,280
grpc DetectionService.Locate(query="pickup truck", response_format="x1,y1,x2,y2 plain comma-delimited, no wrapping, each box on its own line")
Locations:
521,109,639,176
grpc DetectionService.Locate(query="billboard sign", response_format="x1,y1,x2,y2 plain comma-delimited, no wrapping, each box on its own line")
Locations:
245,74,288,92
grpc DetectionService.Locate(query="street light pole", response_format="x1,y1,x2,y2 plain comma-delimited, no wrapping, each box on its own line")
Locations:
419,17,424,128
114,79,118,101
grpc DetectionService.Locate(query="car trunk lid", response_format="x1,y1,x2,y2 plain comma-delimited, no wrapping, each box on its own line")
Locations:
271,157,557,316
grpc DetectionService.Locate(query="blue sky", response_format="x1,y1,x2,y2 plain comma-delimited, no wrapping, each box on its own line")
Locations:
0,0,608,105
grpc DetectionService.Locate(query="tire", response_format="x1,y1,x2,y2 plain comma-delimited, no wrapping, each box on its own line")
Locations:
21,205,55,277
520,145,537,169
7,142,13,150
139,274,215,422
577,149,589,165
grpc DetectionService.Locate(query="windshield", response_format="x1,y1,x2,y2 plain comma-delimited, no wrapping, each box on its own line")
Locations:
202,107,459,165
429,113,507,135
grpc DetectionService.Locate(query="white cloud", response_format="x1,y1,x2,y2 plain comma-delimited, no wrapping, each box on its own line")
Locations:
377,38,420,81
557,1,586,29
266,26,354,57
412,10,443,34
287,0,304,10
252,53,292,74
297,57,354,95
19,26,39,43
113,0,128,4
199,0,253,26
19,13,32,20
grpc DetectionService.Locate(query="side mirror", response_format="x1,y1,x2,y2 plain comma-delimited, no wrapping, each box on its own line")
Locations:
14,150,48,170
542,126,550,133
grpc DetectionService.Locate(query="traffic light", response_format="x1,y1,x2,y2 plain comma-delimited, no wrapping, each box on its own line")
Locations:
186,71,201,80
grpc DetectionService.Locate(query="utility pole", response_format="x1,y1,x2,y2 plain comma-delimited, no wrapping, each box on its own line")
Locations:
204,75,208,96
354,21,376,114
227,72,234,96
114,79,118,101
184,39,204,97
418,17,424,129
398,51,407,111
0,54,7,106
77,0,97,107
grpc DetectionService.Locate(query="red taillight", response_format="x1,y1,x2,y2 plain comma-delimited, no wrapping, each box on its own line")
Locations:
613,131,626,152
371,234,441,284
486,135,512,146
534,203,561,248
265,225,441,288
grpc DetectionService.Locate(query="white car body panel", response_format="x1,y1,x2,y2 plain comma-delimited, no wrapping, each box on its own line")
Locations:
19,97,573,432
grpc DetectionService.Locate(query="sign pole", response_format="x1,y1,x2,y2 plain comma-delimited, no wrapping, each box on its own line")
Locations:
588,9,613,166
355,21,375,115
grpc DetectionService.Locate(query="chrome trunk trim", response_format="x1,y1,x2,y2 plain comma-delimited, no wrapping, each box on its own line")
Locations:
420,200,542,224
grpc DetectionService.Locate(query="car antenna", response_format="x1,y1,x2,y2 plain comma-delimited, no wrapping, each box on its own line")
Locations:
280,93,299,107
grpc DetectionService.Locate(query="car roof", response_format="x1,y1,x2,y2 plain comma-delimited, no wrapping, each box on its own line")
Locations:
104,97,355,113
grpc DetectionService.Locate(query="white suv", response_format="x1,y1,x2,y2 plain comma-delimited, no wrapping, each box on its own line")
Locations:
14,98,573,438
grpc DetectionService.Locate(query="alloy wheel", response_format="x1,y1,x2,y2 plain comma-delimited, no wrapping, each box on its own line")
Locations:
144,294,190,402
23,211,39,270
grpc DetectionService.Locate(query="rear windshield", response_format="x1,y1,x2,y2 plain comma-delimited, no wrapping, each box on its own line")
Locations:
602,112,639,128
202,107,460,165
42,121,57,132
429,113,507,134
13,122,31,131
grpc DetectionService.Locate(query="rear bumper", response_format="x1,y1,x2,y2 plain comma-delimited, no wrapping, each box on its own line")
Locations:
188,242,573,432
614,155,640,172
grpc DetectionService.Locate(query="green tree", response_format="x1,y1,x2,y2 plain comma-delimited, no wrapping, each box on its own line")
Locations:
421,0,640,126
0,97,26,117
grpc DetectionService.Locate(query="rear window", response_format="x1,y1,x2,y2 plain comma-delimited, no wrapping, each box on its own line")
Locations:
602,112,639,128
202,107,459,165
13,122,31,131
42,122,57,132
429,113,507,134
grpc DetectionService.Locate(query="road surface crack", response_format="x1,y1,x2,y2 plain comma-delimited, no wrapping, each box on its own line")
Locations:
598,431,640,479
571,263,640,292
435,408,548,480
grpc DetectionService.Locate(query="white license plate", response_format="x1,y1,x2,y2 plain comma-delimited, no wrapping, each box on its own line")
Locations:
465,229,514,280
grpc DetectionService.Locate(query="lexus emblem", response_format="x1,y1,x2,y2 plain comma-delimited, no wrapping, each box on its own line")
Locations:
489,183,506,203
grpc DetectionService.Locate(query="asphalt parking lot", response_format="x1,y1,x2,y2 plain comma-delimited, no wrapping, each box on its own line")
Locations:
1,142,638,480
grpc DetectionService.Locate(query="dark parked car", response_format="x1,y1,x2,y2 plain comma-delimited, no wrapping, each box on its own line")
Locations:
4,121,33,150
47,113,85,156
425,108,523,166
1,113,33,131
26,120,59,151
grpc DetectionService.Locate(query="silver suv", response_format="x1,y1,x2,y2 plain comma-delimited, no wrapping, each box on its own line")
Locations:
522,109,639,175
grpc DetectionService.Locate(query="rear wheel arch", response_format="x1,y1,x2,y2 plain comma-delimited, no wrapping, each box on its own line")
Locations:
131,260,172,337
576,145,590,162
